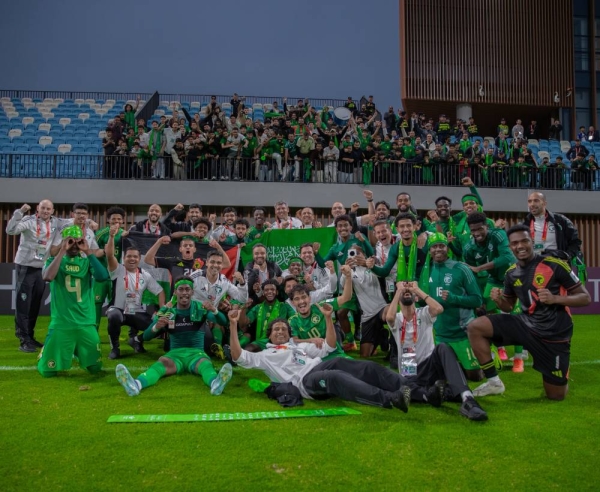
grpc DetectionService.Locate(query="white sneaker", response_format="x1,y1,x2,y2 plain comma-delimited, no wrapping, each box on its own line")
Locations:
116,364,140,397
210,363,233,396
473,378,505,397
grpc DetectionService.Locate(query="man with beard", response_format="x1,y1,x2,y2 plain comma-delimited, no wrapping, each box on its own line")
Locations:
270,201,303,230
396,191,418,216
247,207,270,241
228,305,412,413
162,203,203,233
51,203,100,257
105,226,165,359
115,276,233,397
386,282,488,420
38,226,109,377
7,200,71,352
238,279,295,352
244,243,283,306
190,251,248,359
129,204,170,236
467,225,590,400
425,233,483,381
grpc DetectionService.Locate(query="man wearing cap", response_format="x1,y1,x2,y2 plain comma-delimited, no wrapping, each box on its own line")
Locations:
38,226,109,378
420,232,483,380
115,275,233,397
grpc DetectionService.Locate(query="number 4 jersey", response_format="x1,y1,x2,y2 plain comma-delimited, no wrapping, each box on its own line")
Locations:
43,255,96,328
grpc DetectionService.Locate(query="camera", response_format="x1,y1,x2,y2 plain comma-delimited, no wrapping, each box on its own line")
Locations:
348,249,357,258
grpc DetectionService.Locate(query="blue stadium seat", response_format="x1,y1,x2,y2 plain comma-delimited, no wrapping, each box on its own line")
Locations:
10,123,24,131
1,144,14,153
15,145,29,153
24,137,38,146
71,145,85,154
0,136,10,146
78,137,93,146
44,144,58,153
30,144,44,153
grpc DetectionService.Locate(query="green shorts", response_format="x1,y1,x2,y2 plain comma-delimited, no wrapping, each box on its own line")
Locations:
163,347,210,374
93,279,112,305
483,282,503,313
445,338,480,371
38,325,102,374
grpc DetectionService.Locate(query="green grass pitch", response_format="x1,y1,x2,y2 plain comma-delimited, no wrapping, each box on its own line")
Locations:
1,315,599,491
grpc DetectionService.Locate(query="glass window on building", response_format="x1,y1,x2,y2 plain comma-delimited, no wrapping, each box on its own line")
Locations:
576,109,591,130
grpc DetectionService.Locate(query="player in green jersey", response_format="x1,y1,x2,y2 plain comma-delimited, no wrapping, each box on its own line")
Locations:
424,233,483,380
93,206,126,330
38,226,109,378
288,264,353,360
464,212,527,372
115,276,232,396
239,279,295,351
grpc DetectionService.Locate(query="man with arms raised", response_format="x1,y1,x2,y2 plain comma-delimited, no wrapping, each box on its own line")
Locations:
468,225,590,400
6,200,66,352
115,275,233,397
50,203,100,257
105,225,165,359
38,226,109,377
162,203,203,233
228,304,412,412
386,282,488,420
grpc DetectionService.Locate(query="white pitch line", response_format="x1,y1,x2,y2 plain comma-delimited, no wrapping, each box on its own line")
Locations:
1,360,600,371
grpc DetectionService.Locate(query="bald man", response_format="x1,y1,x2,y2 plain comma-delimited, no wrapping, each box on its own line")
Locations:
6,200,71,352
129,204,170,236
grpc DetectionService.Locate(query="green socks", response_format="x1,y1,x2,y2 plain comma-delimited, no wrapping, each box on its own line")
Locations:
212,327,223,345
137,361,167,389
192,359,218,387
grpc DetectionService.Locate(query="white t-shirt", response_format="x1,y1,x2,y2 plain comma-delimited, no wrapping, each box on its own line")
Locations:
533,215,558,252
341,266,388,322
235,340,335,398
190,270,248,305
375,240,397,291
390,306,436,366
109,264,162,313
53,223,99,251
163,128,181,152
270,217,303,230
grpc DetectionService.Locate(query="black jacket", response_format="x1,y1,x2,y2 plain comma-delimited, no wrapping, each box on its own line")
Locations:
243,261,283,306
522,210,582,261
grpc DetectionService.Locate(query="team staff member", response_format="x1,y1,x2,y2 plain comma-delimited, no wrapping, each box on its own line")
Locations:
467,225,591,400
6,200,67,352
161,203,203,233
105,225,165,359
129,204,170,236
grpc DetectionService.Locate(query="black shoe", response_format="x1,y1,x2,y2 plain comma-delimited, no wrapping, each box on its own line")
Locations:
128,337,146,353
425,380,446,408
31,339,44,348
379,334,390,353
391,385,411,413
19,342,38,353
444,386,463,403
223,344,237,366
354,328,362,342
108,348,121,360
460,396,489,421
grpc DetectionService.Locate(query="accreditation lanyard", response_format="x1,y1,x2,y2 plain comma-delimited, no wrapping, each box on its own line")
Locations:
145,221,160,235
400,312,418,345
530,215,548,248
277,218,293,229
36,215,51,241
124,269,140,293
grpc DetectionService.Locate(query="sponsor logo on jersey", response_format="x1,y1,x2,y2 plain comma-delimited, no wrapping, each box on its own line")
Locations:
47,360,56,369
21,293,27,301
475,253,482,259
443,273,452,285
514,279,523,287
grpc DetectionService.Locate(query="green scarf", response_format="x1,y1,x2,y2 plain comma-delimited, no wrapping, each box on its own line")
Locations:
303,158,312,182
124,111,135,130
396,236,418,281
362,161,373,185
256,301,281,340
482,154,494,183
148,128,162,154
158,299,207,322
418,253,432,295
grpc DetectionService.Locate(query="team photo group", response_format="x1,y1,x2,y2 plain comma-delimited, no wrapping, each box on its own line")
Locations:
6,180,591,422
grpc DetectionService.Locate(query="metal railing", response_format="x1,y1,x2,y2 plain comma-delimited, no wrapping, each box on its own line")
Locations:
157,94,350,109
0,153,599,190
0,90,153,101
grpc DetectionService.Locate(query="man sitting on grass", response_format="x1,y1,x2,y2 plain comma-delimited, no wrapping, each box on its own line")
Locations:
227,305,413,413
115,276,233,397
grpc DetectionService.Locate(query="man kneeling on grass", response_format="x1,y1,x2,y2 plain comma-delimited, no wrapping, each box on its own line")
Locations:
115,276,233,397
227,305,413,412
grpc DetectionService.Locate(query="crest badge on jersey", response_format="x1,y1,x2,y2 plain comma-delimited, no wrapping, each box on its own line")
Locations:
534,274,545,287
444,273,452,285
311,315,320,324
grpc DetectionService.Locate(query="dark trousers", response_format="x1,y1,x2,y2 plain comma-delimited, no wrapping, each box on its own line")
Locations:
14,265,45,343
303,357,407,408
404,343,469,401
106,308,152,349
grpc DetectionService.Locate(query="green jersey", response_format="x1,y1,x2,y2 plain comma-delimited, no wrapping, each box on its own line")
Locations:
246,300,295,340
247,226,267,242
95,227,123,269
462,229,515,286
316,237,374,268
289,301,348,359
428,259,482,342
44,255,104,328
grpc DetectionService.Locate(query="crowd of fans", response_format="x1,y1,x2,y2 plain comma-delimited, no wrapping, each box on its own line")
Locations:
101,95,600,190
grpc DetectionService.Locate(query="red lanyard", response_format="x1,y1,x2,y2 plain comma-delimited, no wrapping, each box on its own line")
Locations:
277,218,292,228
381,244,388,264
124,269,140,292
225,225,235,234
35,215,51,240
400,312,418,345
145,221,160,235
306,262,316,275
530,215,548,245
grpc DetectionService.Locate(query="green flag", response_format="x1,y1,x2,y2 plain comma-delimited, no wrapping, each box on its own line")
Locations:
241,228,338,269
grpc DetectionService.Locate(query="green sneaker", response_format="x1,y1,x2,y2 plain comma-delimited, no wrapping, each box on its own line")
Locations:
248,379,271,393
491,345,503,371
211,343,225,360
